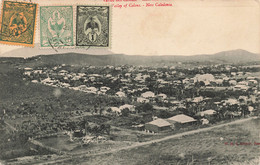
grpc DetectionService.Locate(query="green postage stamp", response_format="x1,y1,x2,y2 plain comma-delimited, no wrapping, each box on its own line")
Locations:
40,6,73,48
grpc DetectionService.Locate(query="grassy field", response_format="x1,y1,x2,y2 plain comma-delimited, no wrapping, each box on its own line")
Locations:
60,118,260,165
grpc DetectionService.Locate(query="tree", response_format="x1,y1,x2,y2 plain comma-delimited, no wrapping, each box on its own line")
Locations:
136,103,153,113
104,124,111,135
199,81,205,87
121,108,130,117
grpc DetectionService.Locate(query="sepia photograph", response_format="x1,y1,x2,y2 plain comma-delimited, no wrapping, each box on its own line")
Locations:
0,0,259,164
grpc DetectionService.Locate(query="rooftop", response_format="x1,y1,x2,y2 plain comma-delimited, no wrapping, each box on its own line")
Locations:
167,114,197,124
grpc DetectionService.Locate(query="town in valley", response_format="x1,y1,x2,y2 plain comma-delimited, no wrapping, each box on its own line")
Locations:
0,49,259,164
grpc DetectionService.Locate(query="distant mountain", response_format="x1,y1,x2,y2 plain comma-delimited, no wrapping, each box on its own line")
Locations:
0,43,114,57
1,49,259,66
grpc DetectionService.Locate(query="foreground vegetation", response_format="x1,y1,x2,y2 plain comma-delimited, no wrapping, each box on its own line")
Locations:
61,118,260,165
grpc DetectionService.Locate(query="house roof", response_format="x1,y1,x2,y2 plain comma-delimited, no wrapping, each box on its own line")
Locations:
199,110,216,116
225,98,239,105
147,118,171,127
167,114,197,124
158,93,167,98
141,91,155,98
119,104,135,111
24,67,33,70
110,107,121,112
116,91,126,97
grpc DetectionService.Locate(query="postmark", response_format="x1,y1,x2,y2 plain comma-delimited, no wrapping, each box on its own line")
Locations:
0,1,37,47
76,5,110,47
40,6,74,48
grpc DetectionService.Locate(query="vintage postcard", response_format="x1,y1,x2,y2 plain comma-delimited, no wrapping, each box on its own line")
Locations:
0,1,37,47
0,0,259,165
76,5,110,47
40,6,74,48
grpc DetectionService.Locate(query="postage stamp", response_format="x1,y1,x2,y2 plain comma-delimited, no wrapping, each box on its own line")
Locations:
0,1,37,47
76,6,110,47
40,6,74,48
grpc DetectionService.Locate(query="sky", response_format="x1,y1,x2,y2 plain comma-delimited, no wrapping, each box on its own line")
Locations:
0,0,259,57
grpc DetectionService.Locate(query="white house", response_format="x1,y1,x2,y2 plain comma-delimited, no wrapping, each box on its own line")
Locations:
115,91,126,98
86,87,98,94
194,74,215,83
167,114,197,124
198,110,217,116
141,91,155,98
108,107,121,115
119,104,135,112
157,93,167,100
137,97,149,103
229,80,237,86
233,85,249,91
100,86,110,94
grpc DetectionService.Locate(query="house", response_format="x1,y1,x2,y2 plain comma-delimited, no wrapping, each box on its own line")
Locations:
60,82,70,88
74,129,85,137
58,70,68,76
137,97,149,103
115,91,126,97
237,72,243,76
229,80,237,86
75,85,88,91
198,110,217,116
108,107,121,115
233,85,249,91
194,74,215,83
182,78,190,84
247,77,256,80
119,104,135,113
24,71,32,76
31,80,38,83
157,79,168,84
157,93,167,100
248,80,257,86
192,96,203,103
224,98,239,105
41,77,56,85
238,96,248,104
86,87,98,94
201,118,209,125
215,79,223,85
125,73,131,77
238,81,248,86
247,106,254,111
141,91,155,98
145,118,172,133
33,70,43,74
167,114,197,127
131,124,145,131
106,74,112,78
171,100,181,106
100,86,110,94
231,72,237,76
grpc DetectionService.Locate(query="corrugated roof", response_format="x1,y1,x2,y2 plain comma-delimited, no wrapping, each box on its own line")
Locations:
147,118,171,127
167,114,196,124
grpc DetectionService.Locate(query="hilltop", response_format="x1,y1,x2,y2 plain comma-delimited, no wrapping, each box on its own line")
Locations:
1,49,259,67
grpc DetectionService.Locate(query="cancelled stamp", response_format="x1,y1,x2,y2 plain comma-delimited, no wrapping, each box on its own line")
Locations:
0,1,37,47
76,6,110,47
40,6,74,48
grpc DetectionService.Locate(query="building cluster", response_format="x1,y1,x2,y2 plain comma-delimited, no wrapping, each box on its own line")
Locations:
19,64,260,133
